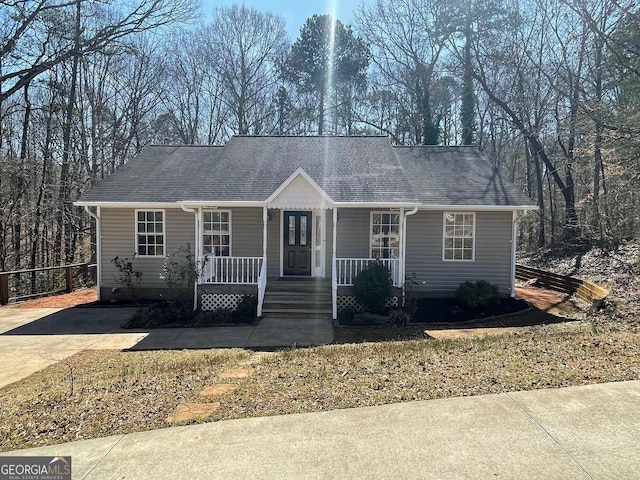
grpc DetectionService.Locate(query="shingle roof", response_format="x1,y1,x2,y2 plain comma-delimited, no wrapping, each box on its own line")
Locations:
394,146,535,206
77,136,535,208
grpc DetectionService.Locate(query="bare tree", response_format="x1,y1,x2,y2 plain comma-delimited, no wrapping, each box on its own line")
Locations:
204,5,289,135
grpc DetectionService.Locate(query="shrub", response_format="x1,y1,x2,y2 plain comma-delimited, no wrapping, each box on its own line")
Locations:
454,280,499,309
122,302,197,329
195,308,235,327
234,294,257,324
111,255,143,303
354,262,392,314
337,308,356,325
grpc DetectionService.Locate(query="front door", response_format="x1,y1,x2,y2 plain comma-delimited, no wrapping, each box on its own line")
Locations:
283,211,312,276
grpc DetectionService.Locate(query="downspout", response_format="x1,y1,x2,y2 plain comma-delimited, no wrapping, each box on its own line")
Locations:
181,205,199,310
84,206,101,301
510,210,518,297
401,206,419,307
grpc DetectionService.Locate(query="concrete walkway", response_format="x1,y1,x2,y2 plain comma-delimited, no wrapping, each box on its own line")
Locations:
2,380,639,479
0,306,334,388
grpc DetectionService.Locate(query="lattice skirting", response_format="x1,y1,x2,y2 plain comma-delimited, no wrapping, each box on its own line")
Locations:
201,293,242,311
337,295,399,313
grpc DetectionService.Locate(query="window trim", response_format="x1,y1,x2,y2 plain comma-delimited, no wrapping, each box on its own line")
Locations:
135,209,166,257
369,211,400,260
442,212,476,262
202,209,232,257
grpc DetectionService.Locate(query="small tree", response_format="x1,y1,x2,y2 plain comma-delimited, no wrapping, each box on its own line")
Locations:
354,262,392,314
111,255,143,303
160,244,203,308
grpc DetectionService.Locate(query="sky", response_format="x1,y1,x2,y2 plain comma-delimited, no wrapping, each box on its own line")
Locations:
200,0,376,38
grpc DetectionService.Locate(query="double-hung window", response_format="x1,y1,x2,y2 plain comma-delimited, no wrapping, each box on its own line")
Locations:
136,210,165,256
443,212,475,261
371,212,400,259
203,210,231,256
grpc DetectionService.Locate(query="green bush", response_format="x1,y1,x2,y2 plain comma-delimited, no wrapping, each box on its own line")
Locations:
234,294,257,324
122,302,197,329
195,308,235,326
354,262,392,314
454,280,499,309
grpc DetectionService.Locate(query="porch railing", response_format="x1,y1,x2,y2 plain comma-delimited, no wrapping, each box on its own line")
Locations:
201,255,264,285
257,260,267,317
334,258,401,287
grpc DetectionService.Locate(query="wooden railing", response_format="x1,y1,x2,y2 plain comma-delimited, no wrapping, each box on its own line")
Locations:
334,258,401,287
0,262,94,305
515,264,609,310
201,255,264,285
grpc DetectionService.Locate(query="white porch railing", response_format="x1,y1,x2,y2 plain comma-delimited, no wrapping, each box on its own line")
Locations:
257,259,267,317
334,258,401,287
201,255,264,285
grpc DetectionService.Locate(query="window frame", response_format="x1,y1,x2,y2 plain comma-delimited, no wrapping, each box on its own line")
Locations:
369,211,400,260
202,209,232,257
442,212,476,262
135,209,166,257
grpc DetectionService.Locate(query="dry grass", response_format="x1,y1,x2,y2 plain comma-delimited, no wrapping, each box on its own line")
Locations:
1,320,640,452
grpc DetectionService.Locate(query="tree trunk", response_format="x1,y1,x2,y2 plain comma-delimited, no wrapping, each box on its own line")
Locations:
54,0,81,265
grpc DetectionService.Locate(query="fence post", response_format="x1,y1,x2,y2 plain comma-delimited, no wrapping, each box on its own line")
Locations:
65,266,73,293
82,263,89,284
0,273,8,305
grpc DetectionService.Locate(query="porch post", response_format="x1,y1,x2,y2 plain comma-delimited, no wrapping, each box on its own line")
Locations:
510,210,518,297
399,208,405,288
332,207,338,319
263,207,268,262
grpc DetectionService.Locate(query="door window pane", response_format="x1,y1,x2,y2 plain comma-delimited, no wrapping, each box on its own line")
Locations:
300,215,307,246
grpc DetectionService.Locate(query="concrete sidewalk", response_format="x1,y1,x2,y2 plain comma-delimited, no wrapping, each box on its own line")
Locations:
2,381,639,479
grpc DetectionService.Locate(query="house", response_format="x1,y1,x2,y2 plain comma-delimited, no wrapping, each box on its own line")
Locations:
75,136,537,319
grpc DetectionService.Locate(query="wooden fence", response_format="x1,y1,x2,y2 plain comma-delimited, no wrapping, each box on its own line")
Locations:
0,263,94,305
515,264,609,310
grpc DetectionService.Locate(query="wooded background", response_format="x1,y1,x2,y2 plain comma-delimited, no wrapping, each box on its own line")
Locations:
1,0,639,271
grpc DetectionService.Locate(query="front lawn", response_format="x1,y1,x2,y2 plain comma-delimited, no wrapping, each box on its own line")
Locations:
1,320,639,452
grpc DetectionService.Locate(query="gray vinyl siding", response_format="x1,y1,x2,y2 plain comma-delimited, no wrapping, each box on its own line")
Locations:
335,208,371,258
405,210,514,296
267,211,280,276
100,208,195,290
324,212,334,276
230,208,263,257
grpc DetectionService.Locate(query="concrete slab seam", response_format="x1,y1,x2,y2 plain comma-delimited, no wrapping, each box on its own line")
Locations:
82,434,126,480
505,391,595,480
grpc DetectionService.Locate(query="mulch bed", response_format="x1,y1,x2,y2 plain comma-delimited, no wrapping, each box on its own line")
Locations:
412,297,529,323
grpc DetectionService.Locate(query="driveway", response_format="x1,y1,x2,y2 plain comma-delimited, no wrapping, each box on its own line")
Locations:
0,305,333,389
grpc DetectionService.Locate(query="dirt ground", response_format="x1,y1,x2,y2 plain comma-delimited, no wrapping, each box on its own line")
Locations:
3,285,583,319
3,288,98,309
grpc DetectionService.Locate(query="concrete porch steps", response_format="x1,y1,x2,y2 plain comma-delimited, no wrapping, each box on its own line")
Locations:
262,278,333,319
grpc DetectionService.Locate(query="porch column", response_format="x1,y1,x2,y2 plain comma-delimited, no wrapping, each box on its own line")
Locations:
263,207,268,261
332,207,338,319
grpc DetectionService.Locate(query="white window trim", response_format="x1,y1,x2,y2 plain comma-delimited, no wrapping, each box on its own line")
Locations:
202,209,232,256
370,211,400,259
135,209,166,258
442,212,476,262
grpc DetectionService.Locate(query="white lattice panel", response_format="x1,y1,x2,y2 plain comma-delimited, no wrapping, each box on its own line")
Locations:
337,295,398,312
201,293,242,311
